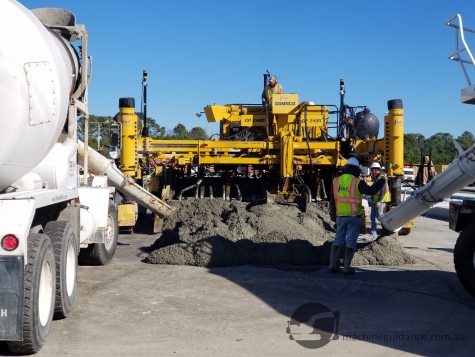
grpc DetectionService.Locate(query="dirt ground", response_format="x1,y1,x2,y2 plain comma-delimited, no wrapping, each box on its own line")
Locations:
3,199,475,356
1,213,471,357
148,199,414,268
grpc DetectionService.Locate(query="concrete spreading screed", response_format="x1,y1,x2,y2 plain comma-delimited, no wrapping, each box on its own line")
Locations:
147,199,415,268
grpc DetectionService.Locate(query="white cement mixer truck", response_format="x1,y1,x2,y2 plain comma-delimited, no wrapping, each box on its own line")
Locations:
0,1,172,353
381,14,475,298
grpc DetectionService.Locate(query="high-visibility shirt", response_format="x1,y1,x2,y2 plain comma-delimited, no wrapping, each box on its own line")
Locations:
267,84,283,105
149,174,159,193
333,174,363,217
372,174,390,203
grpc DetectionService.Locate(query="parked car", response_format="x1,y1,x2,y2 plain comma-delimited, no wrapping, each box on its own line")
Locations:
403,168,415,183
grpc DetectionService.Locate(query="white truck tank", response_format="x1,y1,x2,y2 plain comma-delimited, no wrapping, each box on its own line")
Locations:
0,0,78,191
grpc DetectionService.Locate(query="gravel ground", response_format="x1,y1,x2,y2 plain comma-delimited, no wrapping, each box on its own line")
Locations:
148,199,414,268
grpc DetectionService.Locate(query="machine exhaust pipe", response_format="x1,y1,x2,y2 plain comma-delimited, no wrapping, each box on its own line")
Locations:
381,143,475,232
77,140,174,218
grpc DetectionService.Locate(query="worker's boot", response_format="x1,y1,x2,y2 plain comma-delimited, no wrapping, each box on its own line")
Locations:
342,247,356,275
328,245,341,273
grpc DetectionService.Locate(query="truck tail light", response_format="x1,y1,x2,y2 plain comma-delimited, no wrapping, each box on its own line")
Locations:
2,234,19,251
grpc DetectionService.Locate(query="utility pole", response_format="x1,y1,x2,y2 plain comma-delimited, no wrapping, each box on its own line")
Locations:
97,122,101,150
89,121,110,150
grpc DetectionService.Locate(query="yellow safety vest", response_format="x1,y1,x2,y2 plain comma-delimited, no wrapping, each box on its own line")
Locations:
149,174,159,193
333,174,363,217
267,84,283,105
372,174,390,203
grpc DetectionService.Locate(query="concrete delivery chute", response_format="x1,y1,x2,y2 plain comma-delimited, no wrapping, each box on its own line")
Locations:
0,1,172,353
380,14,475,298
77,140,174,218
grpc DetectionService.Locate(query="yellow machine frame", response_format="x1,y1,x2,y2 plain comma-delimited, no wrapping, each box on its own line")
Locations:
116,81,404,196
113,73,411,232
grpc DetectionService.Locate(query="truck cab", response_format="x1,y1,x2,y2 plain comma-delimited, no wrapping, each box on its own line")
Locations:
403,168,415,183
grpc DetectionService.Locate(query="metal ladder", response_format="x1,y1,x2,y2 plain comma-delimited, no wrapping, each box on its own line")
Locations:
446,14,475,104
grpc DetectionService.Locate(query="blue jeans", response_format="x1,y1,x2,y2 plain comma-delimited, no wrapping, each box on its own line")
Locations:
334,216,361,248
370,200,386,236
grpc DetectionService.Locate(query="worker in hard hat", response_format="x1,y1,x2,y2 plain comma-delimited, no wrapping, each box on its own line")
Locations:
368,162,391,240
328,157,386,275
261,75,284,108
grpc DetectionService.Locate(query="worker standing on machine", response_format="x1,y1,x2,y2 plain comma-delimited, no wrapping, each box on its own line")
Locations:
261,75,283,108
328,158,386,275
368,162,390,240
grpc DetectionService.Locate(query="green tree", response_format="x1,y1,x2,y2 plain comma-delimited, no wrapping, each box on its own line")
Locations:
456,131,475,150
404,133,425,164
145,116,167,139
78,115,113,150
172,124,190,139
189,126,209,140
424,132,458,165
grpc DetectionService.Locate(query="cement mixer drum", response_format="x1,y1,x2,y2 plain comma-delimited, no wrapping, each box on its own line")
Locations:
0,1,78,191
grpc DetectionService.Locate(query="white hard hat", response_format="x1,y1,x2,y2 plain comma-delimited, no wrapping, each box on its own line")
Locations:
370,162,381,169
346,157,360,167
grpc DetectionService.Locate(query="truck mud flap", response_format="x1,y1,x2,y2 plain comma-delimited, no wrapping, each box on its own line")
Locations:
0,256,24,341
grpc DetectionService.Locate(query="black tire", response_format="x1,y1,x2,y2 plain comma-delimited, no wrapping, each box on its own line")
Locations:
454,220,475,298
44,221,77,319
79,200,118,265
7,234,56,354
119,226,134,234
398,227,411,236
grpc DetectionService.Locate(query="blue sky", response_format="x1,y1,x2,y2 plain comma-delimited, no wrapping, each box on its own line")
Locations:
19,0,475,139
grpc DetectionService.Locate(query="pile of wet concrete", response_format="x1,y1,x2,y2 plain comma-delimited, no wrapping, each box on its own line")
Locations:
147,199,415,268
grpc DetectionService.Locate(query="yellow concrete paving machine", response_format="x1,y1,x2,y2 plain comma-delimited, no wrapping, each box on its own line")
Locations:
111,71,408,232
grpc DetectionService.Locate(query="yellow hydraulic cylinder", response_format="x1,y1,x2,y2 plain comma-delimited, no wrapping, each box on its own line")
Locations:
280,132,294,178
118,97,138,177
384,99,404,175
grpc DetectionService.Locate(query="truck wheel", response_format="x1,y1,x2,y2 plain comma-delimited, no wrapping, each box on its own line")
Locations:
119,226,134,234
454,220,475,298
44,221,77,319
7,234,56,354
79,200,118,265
